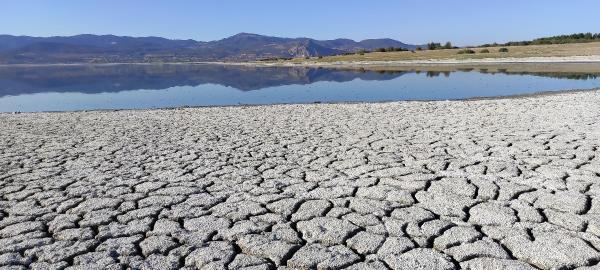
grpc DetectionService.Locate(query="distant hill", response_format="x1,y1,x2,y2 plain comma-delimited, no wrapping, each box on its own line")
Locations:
192,33,347,61
0,34,199,52
0,33,420,64
316,38,418,51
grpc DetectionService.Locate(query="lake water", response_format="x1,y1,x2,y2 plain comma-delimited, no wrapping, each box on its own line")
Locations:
1,63,600,112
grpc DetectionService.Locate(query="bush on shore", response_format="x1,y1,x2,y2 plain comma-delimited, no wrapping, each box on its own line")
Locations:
457,49,476,54
499,48,509,53
374,47,409,52
427,42,443,50
427,42,455,50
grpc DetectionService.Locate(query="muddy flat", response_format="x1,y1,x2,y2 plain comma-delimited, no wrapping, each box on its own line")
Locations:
1,91,600,269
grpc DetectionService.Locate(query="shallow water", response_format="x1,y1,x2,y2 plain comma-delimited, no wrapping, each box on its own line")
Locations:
1,64,600,112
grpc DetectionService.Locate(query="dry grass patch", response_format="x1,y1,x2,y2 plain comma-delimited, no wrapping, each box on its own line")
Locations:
284,42,600,63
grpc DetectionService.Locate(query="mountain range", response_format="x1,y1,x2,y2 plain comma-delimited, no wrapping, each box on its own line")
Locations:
0,33,419,64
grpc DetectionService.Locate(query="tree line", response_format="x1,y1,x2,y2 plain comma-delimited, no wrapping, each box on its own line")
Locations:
480,33,600,47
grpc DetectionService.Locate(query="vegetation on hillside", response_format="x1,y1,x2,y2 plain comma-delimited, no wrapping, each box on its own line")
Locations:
324,33,600,61
289,41,600,63
427,42,456,50
457,49,476,54
481,33,600,47
277,32,600,63
456,48,508,55
331,47,411,58
375,47,410,52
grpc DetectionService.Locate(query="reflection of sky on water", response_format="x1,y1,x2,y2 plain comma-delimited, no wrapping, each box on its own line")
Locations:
1,68,600,112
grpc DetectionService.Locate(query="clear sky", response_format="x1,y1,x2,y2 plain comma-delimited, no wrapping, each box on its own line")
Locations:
1,0,599,46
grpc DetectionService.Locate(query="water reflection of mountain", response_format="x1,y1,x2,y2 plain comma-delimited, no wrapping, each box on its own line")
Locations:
0,64,407,97
1,64,599,98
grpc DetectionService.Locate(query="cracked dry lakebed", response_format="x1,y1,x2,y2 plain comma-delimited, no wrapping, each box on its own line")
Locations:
1,90,600,270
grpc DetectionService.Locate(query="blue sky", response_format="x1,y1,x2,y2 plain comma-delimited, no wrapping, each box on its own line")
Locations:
1,1,599,46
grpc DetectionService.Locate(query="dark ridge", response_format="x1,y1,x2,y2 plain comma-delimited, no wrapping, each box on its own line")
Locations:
0,33,419,64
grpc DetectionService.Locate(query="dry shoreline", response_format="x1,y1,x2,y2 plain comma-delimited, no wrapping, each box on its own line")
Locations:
1,90,600,269
244,55,600,67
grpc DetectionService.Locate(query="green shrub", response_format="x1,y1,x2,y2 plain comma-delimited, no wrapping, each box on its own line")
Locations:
480,49,490,53
499,48,509,53
457,49,476,54
427,42,443,50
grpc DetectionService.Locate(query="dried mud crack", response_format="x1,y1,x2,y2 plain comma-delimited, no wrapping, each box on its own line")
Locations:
1,91,600,269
